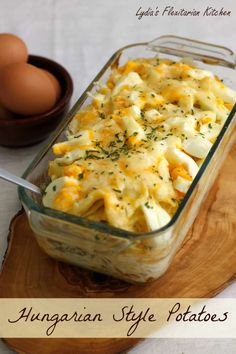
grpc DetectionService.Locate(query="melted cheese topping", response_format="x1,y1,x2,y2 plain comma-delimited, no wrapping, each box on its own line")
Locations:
43,58,236,232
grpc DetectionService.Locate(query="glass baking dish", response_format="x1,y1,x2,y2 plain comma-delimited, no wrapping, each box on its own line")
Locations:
19,36,236,283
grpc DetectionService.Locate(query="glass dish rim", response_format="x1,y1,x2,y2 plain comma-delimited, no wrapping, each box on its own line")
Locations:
18,35,236,241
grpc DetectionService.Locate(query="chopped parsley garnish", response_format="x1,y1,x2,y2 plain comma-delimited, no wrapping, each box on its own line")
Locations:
78,172,84,180
100,146,109,155
140,111,145,119
109,141,117,148
112,188,122,193
99,112,106,119
84,150,102,160
146,126,158,140
115,133,123,143
109,151,120,161
144,201,153,209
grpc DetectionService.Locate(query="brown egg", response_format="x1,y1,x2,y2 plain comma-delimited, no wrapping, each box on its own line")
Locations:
0,102,15,120
0,33,28,69
41,69,62,101
0,62,57,115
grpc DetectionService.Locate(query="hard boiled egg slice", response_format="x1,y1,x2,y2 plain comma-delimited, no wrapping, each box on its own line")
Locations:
166,147,199,178
91,93,106,108
182,135,212,159
165,117,196,137
43,176,80,212
200,122,222,143
54,148,88,165
173,176,192,194
112,72,143,95
145,109,162,123
188,68,214,80
141,199,171,231
54,130,94,154
195,110,216,124
128,90,141,106
121,114,146,143
128,105,141,118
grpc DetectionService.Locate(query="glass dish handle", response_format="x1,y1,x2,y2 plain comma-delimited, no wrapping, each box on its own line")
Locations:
147,35,236,68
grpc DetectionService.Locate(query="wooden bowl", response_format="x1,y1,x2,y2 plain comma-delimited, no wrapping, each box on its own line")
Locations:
0,55,73,147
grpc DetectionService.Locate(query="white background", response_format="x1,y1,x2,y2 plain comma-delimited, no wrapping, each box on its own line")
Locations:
0,0,236,353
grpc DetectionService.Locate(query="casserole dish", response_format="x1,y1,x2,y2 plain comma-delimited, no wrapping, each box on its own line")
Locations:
19,36,236,283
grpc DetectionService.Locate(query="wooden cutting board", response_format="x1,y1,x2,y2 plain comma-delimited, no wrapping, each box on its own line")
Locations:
1,143,236,354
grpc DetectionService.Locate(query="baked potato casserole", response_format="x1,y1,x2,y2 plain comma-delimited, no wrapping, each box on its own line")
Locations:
43,57,236,232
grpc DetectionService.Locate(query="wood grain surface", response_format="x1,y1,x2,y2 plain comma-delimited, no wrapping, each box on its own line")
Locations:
0,143,236,353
